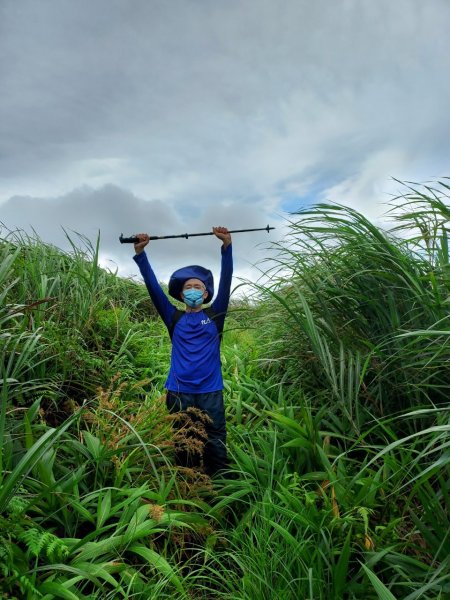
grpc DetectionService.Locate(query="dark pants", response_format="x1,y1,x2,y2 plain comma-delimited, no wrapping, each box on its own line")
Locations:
166,390,228,477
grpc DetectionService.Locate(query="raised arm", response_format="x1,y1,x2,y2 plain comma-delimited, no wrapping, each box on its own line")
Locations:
133,233,175,328
212,227,233,320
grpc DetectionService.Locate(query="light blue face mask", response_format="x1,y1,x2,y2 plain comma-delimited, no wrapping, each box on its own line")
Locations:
182,289,204,308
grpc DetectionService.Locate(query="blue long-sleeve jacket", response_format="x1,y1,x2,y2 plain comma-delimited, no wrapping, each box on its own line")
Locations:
134,244,233,393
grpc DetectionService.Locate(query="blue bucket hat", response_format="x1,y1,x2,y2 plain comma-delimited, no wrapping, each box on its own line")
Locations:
168,265,214,303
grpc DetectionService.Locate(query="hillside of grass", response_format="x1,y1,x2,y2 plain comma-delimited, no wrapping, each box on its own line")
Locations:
1,181,449,599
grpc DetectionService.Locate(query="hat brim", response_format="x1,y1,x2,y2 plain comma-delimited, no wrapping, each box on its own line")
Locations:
168,265,214,303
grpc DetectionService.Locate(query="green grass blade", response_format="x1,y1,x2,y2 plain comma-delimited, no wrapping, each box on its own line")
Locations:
0,410,80,512
129,544,187,597
361,564,397,600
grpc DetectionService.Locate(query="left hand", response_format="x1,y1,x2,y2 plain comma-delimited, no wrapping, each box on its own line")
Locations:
212,226,232,248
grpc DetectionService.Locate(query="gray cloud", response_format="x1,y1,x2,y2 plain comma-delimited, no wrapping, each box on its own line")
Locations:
1,0,449,283
0,185,281,290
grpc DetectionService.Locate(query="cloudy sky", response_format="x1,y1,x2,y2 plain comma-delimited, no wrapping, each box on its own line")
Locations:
1,0,449,290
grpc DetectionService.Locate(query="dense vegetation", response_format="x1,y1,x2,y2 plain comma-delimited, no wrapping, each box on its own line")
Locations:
1,181,449,599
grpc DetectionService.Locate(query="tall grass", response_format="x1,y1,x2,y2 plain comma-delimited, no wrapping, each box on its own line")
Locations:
256,181,450,426
1,181,449,598
209,389,449,598
238,180,450,597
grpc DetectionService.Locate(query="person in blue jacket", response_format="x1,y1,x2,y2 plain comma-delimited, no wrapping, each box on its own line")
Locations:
133,227,233,477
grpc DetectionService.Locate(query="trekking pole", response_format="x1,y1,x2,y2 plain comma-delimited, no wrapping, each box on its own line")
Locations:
119,225,275,243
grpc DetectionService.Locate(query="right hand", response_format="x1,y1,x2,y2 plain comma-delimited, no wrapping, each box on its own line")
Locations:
134,233,150,255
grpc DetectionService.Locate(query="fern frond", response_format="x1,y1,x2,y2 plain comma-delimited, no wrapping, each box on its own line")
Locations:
19,528,69,561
